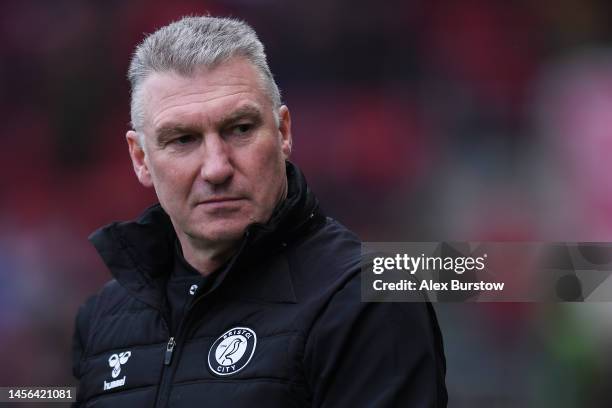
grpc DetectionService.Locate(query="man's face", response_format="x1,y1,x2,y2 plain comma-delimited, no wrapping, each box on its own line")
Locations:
126,57,292,246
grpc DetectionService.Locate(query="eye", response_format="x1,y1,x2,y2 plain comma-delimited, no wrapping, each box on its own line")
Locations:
233,123,253,135
172,134,196,145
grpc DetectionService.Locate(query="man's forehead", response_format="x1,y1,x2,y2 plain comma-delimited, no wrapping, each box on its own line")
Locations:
143,71,256,110
139,58,271,131
153,103,265,137
142,57,266,99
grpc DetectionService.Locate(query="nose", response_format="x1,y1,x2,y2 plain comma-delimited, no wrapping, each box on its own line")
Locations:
200,134,234,185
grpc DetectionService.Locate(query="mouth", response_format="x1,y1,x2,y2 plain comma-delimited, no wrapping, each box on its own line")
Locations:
196,197,246,206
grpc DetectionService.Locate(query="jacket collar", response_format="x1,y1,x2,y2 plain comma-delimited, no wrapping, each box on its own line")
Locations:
89,161,324,308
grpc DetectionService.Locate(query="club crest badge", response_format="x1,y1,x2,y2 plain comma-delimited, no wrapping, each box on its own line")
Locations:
208,327,257,376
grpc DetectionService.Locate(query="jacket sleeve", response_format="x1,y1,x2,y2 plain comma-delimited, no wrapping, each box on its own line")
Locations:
303,273,447,407
72,295,97,408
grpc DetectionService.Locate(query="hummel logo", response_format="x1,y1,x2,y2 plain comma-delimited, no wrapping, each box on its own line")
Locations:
103,351,131,391
109,351,131,378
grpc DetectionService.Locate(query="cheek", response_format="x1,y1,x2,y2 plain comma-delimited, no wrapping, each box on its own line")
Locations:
149,158,194,200
243,138,286,199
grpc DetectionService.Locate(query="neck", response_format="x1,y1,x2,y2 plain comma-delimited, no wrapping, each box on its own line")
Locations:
176,233,239,276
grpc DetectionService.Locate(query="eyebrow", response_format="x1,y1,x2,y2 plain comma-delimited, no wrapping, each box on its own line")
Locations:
217,105,264,129
154,124,198,146
153,104,264,145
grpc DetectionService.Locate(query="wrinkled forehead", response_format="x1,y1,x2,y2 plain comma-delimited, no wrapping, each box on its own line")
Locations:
138,58,273,132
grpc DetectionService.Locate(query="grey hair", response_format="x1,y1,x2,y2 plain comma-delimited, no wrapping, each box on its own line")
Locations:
128,16,282,134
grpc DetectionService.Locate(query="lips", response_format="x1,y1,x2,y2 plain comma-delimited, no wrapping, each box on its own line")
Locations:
196,197,246,207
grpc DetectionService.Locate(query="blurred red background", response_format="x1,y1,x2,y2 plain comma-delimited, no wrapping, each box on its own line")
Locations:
2,0,612,405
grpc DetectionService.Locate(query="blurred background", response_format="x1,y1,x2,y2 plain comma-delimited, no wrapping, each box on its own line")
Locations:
2,0,612,406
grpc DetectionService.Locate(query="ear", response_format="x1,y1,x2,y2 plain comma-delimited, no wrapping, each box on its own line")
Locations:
126,130,153,187
278,105,292,159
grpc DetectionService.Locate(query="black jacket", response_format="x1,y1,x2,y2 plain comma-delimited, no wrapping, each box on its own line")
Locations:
72,163,447,407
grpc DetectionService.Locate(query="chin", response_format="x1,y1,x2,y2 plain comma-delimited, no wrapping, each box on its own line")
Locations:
192,221,250,244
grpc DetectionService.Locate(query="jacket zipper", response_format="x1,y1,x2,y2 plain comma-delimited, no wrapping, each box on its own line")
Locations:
151,306,176,408
152,235,251,408
154,335,178,408
164,337,176,365
153,296,206,408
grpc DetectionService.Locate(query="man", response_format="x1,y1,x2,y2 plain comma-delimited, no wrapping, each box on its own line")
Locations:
72,16,447,407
